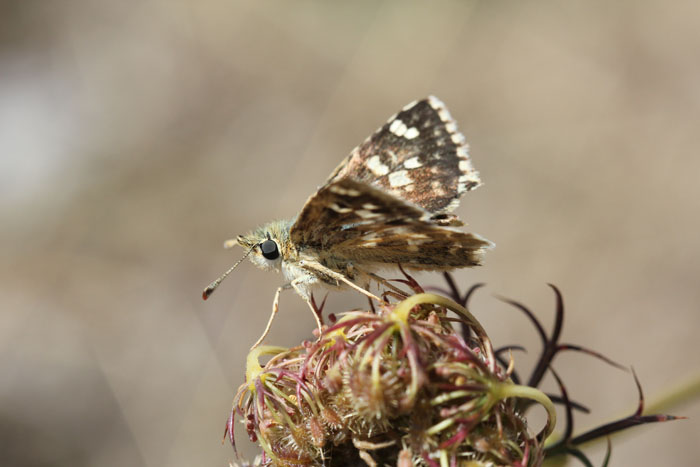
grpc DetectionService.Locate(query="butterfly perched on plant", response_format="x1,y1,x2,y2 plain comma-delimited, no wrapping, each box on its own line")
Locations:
203,96,493,348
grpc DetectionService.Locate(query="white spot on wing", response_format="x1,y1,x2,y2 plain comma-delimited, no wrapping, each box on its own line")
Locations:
389,119,408,137
428,96,454,125
367,155,389,176
330,203,352,213
427,95,468,148
458,159,472,172
355,209,378,218
404,127,419,139
329,185,361,196
404,156,422,169
388,170,413,187
450,131,466,145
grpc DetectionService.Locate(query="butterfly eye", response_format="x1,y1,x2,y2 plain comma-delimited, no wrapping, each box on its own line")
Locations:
260,239,280,260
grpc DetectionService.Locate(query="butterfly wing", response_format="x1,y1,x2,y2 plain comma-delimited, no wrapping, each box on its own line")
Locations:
325,96,480,214
290,179,491,269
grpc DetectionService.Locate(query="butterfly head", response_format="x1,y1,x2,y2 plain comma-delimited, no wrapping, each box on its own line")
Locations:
202,219,294,300
234,220,293,272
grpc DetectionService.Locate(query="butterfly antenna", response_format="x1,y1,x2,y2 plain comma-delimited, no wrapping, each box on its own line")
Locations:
202,244,256,300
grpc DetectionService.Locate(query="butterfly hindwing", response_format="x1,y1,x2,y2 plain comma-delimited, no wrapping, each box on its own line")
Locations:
334,222,491,270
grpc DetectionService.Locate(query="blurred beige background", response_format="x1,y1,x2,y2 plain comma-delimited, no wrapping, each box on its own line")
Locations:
1,1,699,466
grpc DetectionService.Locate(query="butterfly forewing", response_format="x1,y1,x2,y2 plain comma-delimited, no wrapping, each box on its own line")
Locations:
290,179,428,249
325,96,480,214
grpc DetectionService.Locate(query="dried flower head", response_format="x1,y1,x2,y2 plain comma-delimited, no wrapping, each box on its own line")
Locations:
227,285,555,466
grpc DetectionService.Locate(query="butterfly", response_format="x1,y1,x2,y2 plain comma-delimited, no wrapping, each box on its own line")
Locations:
203,96,493,348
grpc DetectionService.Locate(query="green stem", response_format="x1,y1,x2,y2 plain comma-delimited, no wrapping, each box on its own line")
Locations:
246,345,287,391
491,381,557,440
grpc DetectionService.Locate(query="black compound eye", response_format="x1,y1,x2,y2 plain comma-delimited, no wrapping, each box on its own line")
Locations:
260,239,280,260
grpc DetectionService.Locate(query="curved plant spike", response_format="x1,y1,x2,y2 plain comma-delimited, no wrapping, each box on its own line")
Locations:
309,292,328,326
542,367,603,466
497,284,564,388
545,368,683,460
546,367,576,449
545,394,590,414
569,369,683,447
425,275,484,310
392,262,425,294
497,284,626,390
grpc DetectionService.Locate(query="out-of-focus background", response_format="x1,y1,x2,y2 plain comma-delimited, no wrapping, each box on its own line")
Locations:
2,1,699,466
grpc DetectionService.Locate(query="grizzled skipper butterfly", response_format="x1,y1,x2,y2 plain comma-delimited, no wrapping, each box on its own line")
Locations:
203,96,493,348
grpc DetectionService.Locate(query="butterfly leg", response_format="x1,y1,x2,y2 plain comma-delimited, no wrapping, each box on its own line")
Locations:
351,265,409,306
298,260,383,303
250,282,292,350
349,265,410,299
304,299,325,340
363,270,410,296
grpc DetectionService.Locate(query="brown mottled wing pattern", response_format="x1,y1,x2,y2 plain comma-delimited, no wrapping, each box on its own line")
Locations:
325,96,480,214
290,179,491,269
